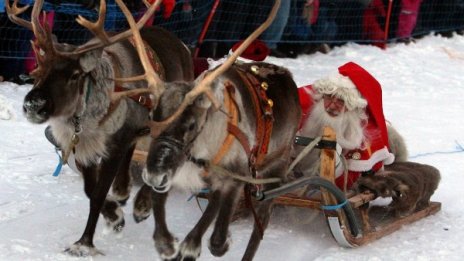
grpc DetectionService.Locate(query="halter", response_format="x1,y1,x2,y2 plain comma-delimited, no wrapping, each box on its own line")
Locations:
61,75,91,164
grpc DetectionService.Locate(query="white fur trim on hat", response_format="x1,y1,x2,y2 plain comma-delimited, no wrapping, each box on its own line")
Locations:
313,73,368,111
228,49,255,63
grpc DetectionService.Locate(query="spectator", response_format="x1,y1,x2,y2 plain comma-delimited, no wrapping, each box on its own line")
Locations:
282,0,320,57
260,0,291,57
362,0,403,48
141,0,176,26
396,0,423,39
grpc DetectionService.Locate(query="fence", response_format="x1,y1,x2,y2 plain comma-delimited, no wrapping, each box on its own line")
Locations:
1,0,463,78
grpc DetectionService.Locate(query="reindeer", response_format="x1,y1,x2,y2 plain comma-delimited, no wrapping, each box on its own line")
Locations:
5,0,193,256
112,0,300,259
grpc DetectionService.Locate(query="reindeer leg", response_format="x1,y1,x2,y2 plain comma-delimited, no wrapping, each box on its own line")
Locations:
65,143,132,256
152,191,179,260
179,190,222,260
241,199,275,261
133,184,153,223
242,159,287,261
208,183,243,257
100,145,136,232
111,144,136,205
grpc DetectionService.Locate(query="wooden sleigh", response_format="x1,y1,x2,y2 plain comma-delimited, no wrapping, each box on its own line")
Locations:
131,127,441,247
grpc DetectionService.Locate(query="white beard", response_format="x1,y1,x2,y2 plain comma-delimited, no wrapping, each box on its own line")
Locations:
299,101,367,150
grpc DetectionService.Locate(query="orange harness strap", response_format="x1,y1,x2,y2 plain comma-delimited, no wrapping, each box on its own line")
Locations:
211,82,240,165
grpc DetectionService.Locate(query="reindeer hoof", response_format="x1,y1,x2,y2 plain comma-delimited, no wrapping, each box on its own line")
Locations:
180,257,196,261
208,233,231,257
179,239,201,261
113,217,125,232
117,195,130,206
65,242,104,257
155,237,179,260
133,208,151,223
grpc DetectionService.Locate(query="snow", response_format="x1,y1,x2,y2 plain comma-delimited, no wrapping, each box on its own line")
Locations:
1,33,464,261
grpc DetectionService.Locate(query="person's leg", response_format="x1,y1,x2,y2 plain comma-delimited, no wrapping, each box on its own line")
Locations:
260,0,291,49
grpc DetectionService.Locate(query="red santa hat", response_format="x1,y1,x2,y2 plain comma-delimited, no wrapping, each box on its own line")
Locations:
229,39,270,62
312,62,389,146
337,62,390,149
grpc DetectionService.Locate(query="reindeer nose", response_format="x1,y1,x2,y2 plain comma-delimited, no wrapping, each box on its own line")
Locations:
23,90,51,122
142,168,171,193
23,99,46,114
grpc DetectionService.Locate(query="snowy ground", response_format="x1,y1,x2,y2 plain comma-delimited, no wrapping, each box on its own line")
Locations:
1,33,464,261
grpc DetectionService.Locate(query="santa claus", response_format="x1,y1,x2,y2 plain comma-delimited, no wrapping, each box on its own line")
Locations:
296,62,395,191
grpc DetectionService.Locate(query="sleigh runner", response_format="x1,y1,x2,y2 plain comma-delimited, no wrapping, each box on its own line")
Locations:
132,126,441,248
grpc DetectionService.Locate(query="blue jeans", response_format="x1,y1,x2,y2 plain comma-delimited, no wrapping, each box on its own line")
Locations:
261,0,291,49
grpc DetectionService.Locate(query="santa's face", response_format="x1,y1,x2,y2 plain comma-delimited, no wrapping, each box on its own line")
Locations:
300,99,366,150
323,94,347,117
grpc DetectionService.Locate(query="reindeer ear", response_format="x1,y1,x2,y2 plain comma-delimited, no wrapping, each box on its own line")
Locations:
194,93,212,109
79,48,104,73
193,75,221,109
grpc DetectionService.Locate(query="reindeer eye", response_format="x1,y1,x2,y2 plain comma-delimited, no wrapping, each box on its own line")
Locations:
70,71,81,81
188,122,196,131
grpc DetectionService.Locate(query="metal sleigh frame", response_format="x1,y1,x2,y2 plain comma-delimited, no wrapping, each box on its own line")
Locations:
132,126,441,247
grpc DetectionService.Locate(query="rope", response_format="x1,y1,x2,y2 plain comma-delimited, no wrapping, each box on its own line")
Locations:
285,136,322,176
207,163,282,185
52,148,63,177
321,199,348,211
409,140,464,159
187,188,210,201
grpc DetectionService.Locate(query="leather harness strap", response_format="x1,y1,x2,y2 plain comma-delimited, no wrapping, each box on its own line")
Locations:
234,64,274,170
99,38,164,126
116,37,165,110
210,82,240,167
224,64,275,240
114,85,154,110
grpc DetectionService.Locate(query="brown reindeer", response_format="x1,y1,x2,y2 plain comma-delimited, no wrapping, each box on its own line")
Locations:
113,0,300,260
5,0,193,256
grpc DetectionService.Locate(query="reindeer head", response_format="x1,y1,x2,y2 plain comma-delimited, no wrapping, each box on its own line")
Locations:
143,80,215,192
112,0,282,192
5,0,163,123
23,44,106,123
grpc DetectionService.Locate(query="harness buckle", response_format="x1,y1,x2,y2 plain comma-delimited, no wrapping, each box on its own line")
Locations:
138,95,146,105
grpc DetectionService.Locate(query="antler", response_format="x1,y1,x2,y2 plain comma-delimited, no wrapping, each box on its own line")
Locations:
146,0,282,137
109,0,165,106
5,0,58,75
5,0,164,58
4,0,32,30
72,0,163,55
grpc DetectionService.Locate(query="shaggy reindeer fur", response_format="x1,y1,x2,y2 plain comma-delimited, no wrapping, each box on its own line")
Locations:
355,161,440,217
22,26,193,255
387,124,408,162
142,62,301,260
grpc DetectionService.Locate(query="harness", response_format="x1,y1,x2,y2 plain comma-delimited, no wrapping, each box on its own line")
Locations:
200,64,274,181
196,63,275,239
